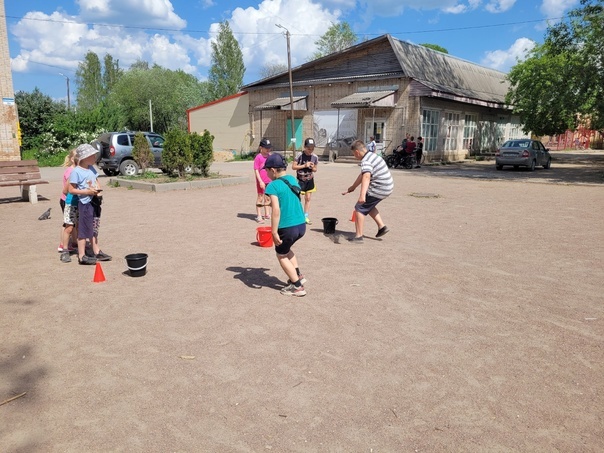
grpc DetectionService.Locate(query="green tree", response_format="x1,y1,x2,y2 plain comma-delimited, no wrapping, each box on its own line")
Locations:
259,63,288,79
110,66,210,133
311,22,357,60
132,132,154,173
208,21,245,101
15,88,65,150
162,128,193,177
420,43,448,54
191,130,214,176
506,0,604,134
75,51,104,111
103,54,122,96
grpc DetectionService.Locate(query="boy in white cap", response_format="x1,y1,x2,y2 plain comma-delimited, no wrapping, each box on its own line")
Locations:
68,144,111,265
292,137,318,225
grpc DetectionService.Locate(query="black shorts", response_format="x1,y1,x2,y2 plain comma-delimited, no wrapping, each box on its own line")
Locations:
355,195,384,216
275,223,306,255
298,178,316,194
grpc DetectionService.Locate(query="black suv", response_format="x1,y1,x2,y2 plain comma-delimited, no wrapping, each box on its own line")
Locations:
93,131,165,176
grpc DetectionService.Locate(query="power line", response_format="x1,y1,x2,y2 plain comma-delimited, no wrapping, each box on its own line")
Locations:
2,14,564,37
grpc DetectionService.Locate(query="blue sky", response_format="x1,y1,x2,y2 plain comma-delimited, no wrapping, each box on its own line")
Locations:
5,0,579,103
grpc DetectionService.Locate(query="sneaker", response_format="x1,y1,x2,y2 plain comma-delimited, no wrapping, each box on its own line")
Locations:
263,214,271,220
280,283,306,297
347,236,364,243
287,275,307,285
58,244,64,253
96,251,112,261
376,226,390,238
256,216,264,223
78,255,97,265
60,251,71,263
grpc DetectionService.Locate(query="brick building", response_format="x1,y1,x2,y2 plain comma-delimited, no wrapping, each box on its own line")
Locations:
0,0,20,161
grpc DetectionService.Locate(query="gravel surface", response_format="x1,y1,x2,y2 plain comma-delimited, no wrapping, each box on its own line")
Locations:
1,154,603,451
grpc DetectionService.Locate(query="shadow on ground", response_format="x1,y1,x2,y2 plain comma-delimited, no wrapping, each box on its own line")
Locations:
226,266,285,290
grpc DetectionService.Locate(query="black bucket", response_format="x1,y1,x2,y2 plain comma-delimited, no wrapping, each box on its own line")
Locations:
321,217,338,234
125,253,148,277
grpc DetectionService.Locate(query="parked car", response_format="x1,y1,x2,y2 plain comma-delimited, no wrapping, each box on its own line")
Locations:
92,131,165,176
495,139,552,171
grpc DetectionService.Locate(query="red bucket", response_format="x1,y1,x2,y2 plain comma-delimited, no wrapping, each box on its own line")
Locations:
256,226,273,247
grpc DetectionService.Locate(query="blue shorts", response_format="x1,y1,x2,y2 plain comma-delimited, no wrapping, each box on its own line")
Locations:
78,202,94,239
275,223,306,255
355,195,384,216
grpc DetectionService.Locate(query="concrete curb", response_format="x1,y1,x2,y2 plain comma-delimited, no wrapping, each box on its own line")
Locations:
108,175,250,192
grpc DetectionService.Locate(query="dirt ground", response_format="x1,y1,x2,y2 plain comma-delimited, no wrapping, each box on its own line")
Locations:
1,153,603,452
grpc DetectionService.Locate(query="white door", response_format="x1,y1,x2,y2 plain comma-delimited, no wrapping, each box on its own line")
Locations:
364,119,386,153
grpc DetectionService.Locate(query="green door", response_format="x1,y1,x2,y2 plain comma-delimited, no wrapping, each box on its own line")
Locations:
286,118,303,150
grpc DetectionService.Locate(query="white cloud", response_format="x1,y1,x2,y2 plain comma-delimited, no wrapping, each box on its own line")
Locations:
481,37,536,71
485,0,516,13
228,0,340,68
540,0,579,18
77,0,186,28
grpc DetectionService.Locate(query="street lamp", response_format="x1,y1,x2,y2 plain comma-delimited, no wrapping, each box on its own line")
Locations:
59,73,70,110
276,24,296,158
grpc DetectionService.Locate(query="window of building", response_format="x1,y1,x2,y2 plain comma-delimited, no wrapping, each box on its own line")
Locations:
444,112,460,151
463,114,477,150
421,109,439,152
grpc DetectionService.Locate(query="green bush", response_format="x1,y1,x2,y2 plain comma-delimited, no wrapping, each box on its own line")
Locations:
191,130,214,176
162,128,193,177
132,132,154,173
22,148,68,167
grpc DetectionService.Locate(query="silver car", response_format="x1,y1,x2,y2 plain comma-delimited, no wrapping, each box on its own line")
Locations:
495,139,552,171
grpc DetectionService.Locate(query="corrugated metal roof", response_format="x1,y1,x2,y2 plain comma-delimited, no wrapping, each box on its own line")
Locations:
388,36,508,103
331,90,397,108
255,95,307,110
243,34,509,106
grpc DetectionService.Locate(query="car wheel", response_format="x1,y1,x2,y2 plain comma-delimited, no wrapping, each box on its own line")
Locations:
119,159,140,176
496,164,503,171
184,165,193,174
543,158,551,169
529,160,536,171
102,169,119,177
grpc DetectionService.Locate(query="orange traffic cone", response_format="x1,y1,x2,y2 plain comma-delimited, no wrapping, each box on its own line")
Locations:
349,210,357,222
93,262,106,283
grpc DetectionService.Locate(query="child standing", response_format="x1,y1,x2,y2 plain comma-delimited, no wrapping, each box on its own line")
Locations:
291,138,318,225
59,149,78,263
69,144,111,265
264,153,307,297
253,138,273,223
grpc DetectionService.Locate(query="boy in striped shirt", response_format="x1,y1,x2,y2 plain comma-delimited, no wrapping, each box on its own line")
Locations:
342,140,393,243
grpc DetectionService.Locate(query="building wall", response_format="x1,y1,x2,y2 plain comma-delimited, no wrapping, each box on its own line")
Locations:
248,76,518,161
188,93,251,154
0,0,20,161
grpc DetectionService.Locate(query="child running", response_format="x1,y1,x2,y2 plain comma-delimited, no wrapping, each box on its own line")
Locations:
291,138,318,225
264,153,307,297
253,138,273,223
342,139,393,243
69,144,111,265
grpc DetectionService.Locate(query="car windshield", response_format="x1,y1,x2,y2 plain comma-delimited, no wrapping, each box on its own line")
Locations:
504,140,530,148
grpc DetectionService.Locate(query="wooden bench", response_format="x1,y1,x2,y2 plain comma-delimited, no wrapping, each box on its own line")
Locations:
0,160,49,204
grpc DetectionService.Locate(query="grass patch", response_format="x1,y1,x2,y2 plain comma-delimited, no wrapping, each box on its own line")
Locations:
22,149,68,167
117,171,223,184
